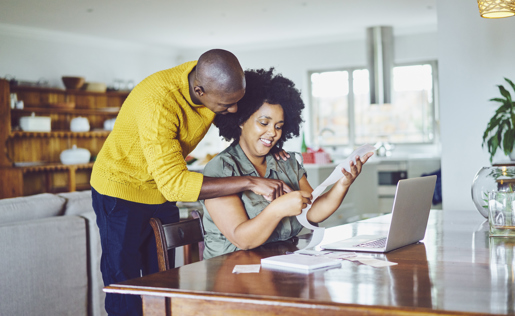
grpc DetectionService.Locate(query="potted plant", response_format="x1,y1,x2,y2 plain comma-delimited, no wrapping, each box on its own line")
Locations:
482,77,515,162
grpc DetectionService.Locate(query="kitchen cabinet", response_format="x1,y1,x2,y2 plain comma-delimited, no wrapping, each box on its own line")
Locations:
0,79,129,198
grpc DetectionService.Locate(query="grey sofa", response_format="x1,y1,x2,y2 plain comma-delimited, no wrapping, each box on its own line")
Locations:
0,191,106,316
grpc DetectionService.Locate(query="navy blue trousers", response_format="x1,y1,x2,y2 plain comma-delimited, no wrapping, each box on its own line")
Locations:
92,188,180,316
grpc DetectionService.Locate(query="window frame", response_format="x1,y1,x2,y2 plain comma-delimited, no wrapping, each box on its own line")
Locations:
307,60,439,149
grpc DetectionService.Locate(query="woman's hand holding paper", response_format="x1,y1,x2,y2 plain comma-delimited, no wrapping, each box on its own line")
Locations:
270,191,312,217
338,152,374,188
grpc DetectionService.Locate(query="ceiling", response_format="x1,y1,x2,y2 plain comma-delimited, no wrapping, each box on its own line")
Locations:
0,0,437,49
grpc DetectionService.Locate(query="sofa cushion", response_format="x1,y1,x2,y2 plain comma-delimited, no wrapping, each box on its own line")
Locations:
0,193,66,225
61,192,107,315
0,216,89,316
59,190,94,216
80,211,107,316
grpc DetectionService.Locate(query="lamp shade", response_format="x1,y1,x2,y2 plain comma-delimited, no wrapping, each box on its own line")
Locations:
477,0,515,18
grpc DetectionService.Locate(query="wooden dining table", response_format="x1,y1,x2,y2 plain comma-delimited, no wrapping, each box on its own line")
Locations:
105,209,515,315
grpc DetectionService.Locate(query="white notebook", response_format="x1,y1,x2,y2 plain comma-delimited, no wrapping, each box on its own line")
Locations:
261,254,341,273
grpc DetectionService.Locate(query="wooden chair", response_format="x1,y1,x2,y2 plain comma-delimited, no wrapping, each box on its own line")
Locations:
150,210,205,272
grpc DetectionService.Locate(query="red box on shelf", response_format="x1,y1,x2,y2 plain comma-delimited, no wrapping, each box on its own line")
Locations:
301,152,315,164
302,149,331,164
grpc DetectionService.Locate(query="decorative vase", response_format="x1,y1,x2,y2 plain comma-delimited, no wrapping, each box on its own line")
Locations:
471,166,515,218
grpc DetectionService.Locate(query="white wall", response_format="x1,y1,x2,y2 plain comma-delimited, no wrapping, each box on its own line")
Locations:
437,0,515,210
0,22,441,172
182,32,438,153
0,24,179,88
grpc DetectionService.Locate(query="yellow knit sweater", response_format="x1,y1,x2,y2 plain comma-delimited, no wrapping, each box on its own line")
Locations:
91,61,214,204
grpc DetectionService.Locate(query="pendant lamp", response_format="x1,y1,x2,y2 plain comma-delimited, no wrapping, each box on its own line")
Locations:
477,0,515,18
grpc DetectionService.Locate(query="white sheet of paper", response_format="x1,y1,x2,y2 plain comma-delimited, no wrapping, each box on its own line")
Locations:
357,258,398,268
322,252,357,259
346,256,376,262
232,264,261,274
294,249,332,256
295,144,376,251
343,256,398,267
299,228,325,250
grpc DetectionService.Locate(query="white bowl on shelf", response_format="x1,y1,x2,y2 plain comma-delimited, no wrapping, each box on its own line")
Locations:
70,117,90,132
60,145,91,165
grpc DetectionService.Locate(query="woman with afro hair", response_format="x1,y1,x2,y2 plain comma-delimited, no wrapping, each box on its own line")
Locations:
200,68,373,259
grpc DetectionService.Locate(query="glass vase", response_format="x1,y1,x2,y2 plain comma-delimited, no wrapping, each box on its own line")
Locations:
471,166,515,218
488,191,515,236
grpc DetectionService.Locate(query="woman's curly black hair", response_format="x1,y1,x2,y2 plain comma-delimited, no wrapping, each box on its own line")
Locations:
214,68,304,151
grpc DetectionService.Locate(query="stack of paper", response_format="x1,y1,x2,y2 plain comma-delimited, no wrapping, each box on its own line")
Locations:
261,254,341,273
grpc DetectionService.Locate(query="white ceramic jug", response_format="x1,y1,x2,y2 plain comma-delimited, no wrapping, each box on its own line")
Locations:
70,116,90,132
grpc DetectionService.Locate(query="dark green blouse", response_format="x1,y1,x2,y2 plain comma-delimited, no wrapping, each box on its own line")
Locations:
201,143,306,259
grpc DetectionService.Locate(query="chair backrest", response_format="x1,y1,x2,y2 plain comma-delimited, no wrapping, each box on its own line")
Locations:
150,210,205,272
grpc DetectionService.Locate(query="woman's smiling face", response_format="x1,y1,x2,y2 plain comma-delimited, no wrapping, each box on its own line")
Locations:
239,102,284,158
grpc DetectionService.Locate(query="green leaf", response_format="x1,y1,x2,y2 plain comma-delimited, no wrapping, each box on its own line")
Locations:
491,135,499,161
499,84,513,104
503,130,515,155
495,103,511,116
505,118,513,130
483,79,515,162
490,116,502,128
505,77,515,94
490,97,508,103
483,117,502,142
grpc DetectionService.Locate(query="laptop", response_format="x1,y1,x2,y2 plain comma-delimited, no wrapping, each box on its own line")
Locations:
321,175,437,253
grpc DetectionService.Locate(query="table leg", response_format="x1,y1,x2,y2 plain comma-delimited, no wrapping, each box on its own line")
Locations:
142,295,169,316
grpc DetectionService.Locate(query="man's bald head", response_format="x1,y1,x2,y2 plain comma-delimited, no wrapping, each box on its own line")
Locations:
196,49,245,94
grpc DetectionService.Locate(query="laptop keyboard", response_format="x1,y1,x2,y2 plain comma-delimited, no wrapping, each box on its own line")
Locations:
354,237,387,248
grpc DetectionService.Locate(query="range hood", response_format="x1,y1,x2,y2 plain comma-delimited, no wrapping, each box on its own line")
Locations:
366,26,394,105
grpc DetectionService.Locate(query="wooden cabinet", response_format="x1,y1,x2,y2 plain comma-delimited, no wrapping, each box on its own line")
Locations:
0,79,129,198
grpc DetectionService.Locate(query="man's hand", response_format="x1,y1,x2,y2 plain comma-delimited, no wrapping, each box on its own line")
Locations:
273,149,290,161
247,177,293,201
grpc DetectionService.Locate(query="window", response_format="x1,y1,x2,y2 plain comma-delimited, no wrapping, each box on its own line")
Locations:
310,62,437,148
311,71,350,145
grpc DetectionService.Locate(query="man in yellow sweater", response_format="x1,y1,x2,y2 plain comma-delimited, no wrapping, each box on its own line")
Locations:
90,49,293,316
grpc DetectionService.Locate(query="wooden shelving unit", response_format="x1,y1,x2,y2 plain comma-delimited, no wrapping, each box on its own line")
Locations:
10,130,112,138
12,107,120,115
0,79,129,198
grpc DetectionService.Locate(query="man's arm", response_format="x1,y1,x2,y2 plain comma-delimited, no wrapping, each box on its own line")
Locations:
199,176,293,201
